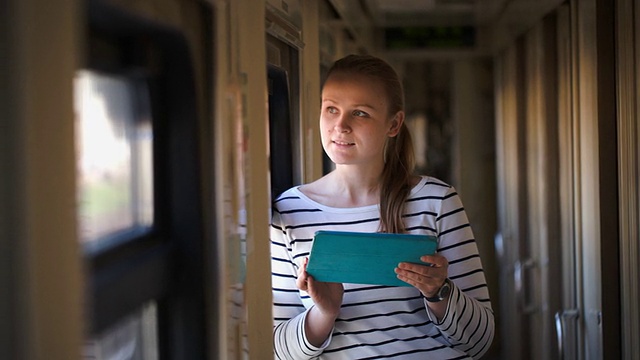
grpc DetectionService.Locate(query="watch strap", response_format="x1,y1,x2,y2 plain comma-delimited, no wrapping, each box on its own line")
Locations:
424,278,451,302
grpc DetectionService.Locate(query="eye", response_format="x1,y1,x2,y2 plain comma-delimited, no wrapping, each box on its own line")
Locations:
352,109,369,117
325,106,338,115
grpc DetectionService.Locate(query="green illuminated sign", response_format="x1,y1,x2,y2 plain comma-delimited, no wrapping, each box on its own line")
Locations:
385,26,475,49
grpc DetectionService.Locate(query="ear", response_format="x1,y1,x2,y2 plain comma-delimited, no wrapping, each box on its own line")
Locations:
387,111,405,137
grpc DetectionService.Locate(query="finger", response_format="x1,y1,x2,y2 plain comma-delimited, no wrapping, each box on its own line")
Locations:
400,263,448,286
300,257,308,271
296,273,308,291
395,269,444,296
395,264,446,287
396,266,430,282
397,261,435,276
395,265,425,284
296,258,310,290
395,269,431,290
420,255,448,268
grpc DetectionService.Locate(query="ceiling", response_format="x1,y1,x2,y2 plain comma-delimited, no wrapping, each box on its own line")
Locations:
322,0,563,56
362,0,507,27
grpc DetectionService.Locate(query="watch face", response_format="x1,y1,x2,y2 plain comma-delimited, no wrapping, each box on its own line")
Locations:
425,280,451,302
440,282,451,298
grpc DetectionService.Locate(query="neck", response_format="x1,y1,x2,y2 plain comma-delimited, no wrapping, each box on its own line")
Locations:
328,166,383,206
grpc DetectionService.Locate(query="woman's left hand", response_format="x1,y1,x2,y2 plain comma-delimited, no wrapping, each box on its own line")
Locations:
395,254,449,299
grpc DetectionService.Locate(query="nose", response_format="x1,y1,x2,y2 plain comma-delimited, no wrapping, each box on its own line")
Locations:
333,113,351,133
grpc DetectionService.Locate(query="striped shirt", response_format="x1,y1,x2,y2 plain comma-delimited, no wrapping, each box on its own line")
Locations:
271,176,494,359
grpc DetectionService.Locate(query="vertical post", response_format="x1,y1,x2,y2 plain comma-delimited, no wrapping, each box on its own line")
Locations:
0,0,84,358
237,0,274,358
300,0,323,183
616,0,640,358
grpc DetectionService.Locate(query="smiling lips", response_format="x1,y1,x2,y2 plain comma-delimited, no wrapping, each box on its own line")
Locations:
333,140,355,146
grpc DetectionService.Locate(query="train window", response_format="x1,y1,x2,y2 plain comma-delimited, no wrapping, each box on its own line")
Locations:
74,70,154,249
83,302,158,360
266,33,302,196
267,64,294,199
78,1,210,358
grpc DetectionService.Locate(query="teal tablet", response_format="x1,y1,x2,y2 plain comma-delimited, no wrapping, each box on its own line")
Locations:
306,230,438,287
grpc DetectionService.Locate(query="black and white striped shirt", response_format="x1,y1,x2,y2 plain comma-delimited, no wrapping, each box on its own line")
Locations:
271,176,494,359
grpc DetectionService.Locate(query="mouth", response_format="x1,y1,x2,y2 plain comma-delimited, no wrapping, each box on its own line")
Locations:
332,140,355,146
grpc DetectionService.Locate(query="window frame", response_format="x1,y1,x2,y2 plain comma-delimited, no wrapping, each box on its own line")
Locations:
82,1,211,358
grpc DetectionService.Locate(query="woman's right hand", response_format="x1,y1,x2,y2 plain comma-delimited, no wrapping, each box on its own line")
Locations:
297,257,344,318
297,258,344,346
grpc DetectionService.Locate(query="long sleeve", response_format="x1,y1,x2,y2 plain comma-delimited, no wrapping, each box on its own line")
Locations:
271,209,329,359
423,185,495,359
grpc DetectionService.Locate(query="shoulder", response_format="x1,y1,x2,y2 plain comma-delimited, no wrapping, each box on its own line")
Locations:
272,181,325,212
411,175,455,197
272,186,303,209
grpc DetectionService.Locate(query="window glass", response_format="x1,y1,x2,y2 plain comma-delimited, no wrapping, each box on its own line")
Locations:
83,302,158,360
74,70,154,246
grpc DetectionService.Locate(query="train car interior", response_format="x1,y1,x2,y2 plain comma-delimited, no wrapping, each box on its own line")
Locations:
1,0,639,359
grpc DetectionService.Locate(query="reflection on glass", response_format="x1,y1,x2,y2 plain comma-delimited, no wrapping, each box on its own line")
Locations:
74,71,153,245
83,302,158,360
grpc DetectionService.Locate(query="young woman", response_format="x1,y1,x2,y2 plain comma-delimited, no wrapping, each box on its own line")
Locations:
271,54,494,359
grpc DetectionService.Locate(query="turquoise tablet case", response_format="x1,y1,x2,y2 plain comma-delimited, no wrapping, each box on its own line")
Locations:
306,230,438,287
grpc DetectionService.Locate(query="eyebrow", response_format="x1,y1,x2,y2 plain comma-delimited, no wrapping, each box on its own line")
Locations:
322,98,377,110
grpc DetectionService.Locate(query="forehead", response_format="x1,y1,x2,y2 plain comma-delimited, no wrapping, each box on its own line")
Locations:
322,72,388,109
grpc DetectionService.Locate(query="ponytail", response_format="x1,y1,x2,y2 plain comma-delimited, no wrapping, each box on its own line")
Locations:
379,123,415,233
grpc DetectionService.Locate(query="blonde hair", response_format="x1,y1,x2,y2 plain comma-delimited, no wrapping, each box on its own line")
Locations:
325,54,415,233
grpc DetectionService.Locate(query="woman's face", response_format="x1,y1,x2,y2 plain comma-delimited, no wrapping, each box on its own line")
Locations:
320,72,402,167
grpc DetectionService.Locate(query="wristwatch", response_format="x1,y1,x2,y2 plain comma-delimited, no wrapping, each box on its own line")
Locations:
425,279,451,302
